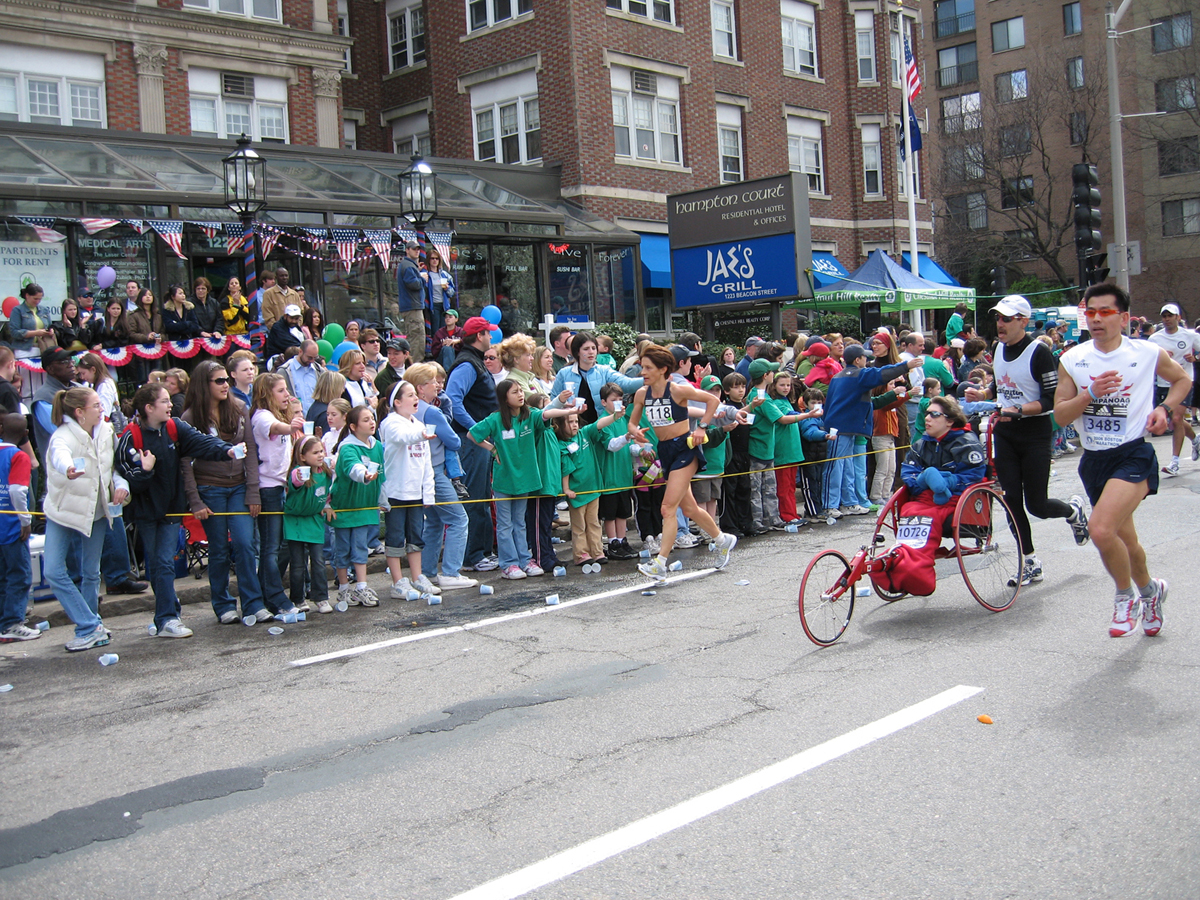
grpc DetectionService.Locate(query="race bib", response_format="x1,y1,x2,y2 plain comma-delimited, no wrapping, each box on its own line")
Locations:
645,400,674,426
897,515,933,548
315,486,326,498
567,442,579,453
501,429,516,440
1082,413,1126,437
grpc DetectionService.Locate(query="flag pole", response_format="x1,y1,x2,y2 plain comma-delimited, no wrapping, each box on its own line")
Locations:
901,32,921,332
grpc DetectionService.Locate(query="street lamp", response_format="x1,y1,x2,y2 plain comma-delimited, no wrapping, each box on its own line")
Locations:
398,154,438,228
223,134,268,337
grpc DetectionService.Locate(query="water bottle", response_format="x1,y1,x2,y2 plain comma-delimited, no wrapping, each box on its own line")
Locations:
35,621,49,632
553,566,566,577
479,584,494,595
425,593,441,605
98,653,119,666
669,560,683,572
335,600,349,612
545,593,560,605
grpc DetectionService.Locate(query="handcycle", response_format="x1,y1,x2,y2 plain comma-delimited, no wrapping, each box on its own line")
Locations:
798,415,1024,646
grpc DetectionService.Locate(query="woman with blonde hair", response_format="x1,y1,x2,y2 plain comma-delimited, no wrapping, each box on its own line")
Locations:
339,348,375,410
531,346,556,395
307,368,347,433
499,334,545,400
164,367,189,417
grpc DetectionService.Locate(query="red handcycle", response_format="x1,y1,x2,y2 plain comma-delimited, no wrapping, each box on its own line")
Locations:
798,416,1024,646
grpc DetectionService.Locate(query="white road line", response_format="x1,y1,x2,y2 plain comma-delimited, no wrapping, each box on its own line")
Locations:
446,684,984,900
289,568,720,668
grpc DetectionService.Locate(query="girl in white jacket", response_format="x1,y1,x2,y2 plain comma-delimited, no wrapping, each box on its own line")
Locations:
379,380,437,599
44,387,129,652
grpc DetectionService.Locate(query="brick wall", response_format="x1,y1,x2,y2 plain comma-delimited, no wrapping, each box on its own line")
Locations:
105,42,141,132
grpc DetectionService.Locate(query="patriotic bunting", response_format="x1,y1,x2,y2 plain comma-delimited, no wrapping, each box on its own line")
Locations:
78,217,121,235
303,227,329,248
224,222,247,253
331,228,361,272
365,230,393,270
427,231,454,266
149,220,187,259
199,222,225,241
124,219,149,235
259,227,281,259
16,216,66,243
13,333,263,373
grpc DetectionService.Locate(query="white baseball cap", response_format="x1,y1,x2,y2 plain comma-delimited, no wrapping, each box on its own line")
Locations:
284,304,302,317
993,295,1032,318
1161,303,1181,316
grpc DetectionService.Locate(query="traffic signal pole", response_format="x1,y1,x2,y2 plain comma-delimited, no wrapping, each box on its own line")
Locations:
1107,0,1132,292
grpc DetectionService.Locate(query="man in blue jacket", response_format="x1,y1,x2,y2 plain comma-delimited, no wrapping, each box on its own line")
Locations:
822,344,923,516
397,239,429,361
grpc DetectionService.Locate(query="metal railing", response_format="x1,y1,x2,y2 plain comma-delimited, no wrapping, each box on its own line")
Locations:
935,11,975,40
937,60,978,89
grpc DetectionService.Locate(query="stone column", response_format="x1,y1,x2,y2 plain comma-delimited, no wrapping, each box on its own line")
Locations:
312,68,342,149
134,42,168,134
312,0,333,34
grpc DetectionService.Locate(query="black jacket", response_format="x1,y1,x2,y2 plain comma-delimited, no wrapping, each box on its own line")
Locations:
193,295,225,335
115,417,231,522
163,304,201,340
264,318,303,360
901,428,987,496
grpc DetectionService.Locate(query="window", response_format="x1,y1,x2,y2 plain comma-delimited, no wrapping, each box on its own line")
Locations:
862,124,882,196
1004,229,1038,259
934,0,974,39
476,97,540,164
392,111,432,157
1063,3,1081,36
944,143,983,182
897,139,920,197
182,0,280,21
1000,124,1031,157
469,0,531,32
1069,111,1087,145
1152,14,1192,53
992,17,1024,52
0,72,105,127
948,192,987,230
787,115,824,194
1066,57,1084,90
856,11,877,81
1156,75,1197,112
889,13,902,84
612,68,681,165
188,69,287,142
395,132,431,157
1159,137,1200,176
1001,176,1034,209
996,69,1028,103
343,118,357,150
781,1,818,77
606,0,674,25
717,104,743,183
941,91,981,133
337,0,352,70
1163,198,1200,235
937,42,977,88
712,1,737,58
389,3,425,71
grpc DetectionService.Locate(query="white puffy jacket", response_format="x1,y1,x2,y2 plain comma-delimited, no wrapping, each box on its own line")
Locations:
378,412,435,505
45,418,127,537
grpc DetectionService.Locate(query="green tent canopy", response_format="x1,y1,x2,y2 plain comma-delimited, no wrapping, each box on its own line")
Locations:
787,249,974,313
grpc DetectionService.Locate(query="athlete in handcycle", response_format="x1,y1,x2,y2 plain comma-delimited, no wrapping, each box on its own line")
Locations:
799,397,1025,646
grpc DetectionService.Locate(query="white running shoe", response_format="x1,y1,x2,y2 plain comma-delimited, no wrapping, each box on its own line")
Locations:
1109,593,1142,637
1162,460,1180,477
1141,578,1167,636
390,577,414,599
413,574,442,595
522,562,545,577
0,623,41,643
1192,435,1200,462
1067,496,1090,546
501,565,527,580
157,619,193,639
823,508,843,519
638,557,670,579
713,532,737,570
437,573,479,590
673,532,699,549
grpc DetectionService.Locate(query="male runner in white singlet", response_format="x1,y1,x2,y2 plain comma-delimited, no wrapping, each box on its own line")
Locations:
1055,284,1192,638
1147,302,1200,474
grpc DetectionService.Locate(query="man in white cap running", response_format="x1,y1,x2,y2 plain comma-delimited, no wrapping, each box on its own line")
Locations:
1147,302,1200,475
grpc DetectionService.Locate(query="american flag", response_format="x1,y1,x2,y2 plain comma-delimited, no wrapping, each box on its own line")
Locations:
303,227,329,248
331,228,360,271
427,231,454,267
224,223,247,253
16,216,66,243
904,35,922,103
124,219,149,235
199,222,224,241
259,226,281,259
365,230,393,270
149,220,187,259
78,217,121,235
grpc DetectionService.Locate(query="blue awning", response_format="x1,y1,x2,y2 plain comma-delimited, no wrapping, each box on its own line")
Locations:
901,252,961,286
810,252,851,290
639,233,672,289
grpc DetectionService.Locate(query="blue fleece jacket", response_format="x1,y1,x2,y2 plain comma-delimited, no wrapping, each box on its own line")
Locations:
822,362,910,437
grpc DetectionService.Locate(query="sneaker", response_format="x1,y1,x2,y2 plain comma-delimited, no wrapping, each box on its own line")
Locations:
522,562,545,577
293,600,311,614
556,500,569,511
337,585,352,606
452,478,471,501
157,619,193,639
1008,556,1044,587
254,608,274,623
841,505,871,516
673,532,699,549
1109,593,1142,637
471,555,499,572
1192,435,1200,463
1162,460,1180,477
218,610,240,625
315,599,334,614
352,586,379,607
643,535,660,555
1067,495,1091,546
368,543,386,557
414,574,442,594
501,565,527,580
594,555,608,565
0,623,41,643
390,577,414,599
437,573,479,590
1142,578,1167,636
823,508,844,519
65,627,111,651
614,538,639,560
713,532,737,570
637,557,670,579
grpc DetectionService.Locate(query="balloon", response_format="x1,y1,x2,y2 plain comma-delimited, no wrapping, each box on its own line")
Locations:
481,304,502,325
96,266,116,290
330,340,359,366
323,323,345,346
1,297,18,319
316,339,334,362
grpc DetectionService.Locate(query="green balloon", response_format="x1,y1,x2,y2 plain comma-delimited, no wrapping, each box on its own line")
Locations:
316,339,334,361
323,323,345,346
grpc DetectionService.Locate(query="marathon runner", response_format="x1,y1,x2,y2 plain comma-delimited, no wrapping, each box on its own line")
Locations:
1147,302,1200,475
1055,284,1192,637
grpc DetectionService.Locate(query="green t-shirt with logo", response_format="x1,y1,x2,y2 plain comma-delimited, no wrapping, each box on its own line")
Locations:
560,422,604,508
747,387,783,461
770,397,805,466
470,407,547,496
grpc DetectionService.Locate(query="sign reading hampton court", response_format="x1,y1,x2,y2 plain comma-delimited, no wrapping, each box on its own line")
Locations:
667,174,813,310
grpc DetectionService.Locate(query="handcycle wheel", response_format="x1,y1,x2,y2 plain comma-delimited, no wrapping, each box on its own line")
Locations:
799,549,855,646
953,483,1024,612
870,491,908,603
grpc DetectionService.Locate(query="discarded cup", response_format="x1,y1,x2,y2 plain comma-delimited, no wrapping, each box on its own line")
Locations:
35,621,49,632
668,560,683,572
147,623,158,636
856,586,872,598
231,443,247,459
426,594,441,605
641,590,657,597
335,600,349,612
479,584,494,595
551,536,563,544
98,653,119,666
734,580,751,586
296,611,306,622
545,594,560,605
0,684,12,693
785,523,800,533
277,612,298,624
639,548,651,558
268,626,284,635
553,566,566,577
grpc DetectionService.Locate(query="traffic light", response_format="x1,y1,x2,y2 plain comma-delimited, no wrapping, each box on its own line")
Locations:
1086,252,1110,285
1072,163,1102,258
989,265,1007,295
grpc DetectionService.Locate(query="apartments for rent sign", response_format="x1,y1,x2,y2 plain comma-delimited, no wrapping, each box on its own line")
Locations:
667,174,813,309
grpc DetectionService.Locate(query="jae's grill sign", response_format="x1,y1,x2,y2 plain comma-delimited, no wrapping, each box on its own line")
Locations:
667,173,813,310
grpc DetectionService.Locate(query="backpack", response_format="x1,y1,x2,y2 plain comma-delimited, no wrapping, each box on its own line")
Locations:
122,417,178,450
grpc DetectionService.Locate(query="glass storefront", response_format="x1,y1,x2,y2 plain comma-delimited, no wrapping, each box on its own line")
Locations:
73,224,155,300
593,244,637,326
492,242,538,337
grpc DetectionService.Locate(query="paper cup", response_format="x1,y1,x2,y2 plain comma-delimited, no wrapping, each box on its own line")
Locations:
613,400,624,412
424,423,437,438
744,413,756,425
72,457,85,471
298,465,311,481
303,421,314,435
231,443,246,459
365,460,380,476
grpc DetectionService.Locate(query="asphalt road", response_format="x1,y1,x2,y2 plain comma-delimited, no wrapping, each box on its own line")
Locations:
2,435,1198,899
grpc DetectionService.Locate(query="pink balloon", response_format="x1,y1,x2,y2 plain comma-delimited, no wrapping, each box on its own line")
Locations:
96,265,116,290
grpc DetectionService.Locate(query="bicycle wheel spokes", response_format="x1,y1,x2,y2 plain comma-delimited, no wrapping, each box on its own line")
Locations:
799,549,855,646
955,484,1023,612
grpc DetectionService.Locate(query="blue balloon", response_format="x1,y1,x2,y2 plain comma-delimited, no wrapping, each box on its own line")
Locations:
330,340,359,366
482,304,502,325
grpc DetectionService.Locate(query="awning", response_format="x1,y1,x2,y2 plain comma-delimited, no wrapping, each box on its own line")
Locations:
639,233,672,289
810,252,851,290
901,252,960,286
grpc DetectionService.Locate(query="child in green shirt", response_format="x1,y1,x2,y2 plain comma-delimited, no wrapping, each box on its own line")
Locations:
552,404,620,566
329,406,384,607
767,371,816,525
284,436,335,613
597,383,649,560
914,377,942,438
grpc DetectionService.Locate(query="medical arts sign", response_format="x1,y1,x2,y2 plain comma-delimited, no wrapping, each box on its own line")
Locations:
667,173,813,310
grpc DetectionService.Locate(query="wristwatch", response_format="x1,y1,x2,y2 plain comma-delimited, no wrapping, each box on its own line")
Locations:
1157,402,1173,418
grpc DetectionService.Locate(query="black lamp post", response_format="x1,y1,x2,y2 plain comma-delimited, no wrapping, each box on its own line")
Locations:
223,134,268,326
398,154,438,230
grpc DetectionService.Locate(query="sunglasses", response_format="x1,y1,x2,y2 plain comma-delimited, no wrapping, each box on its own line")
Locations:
1084,307,1122,319
925,411,947,420
484,355,498,361
210,377,230,385
994,314,1023,323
